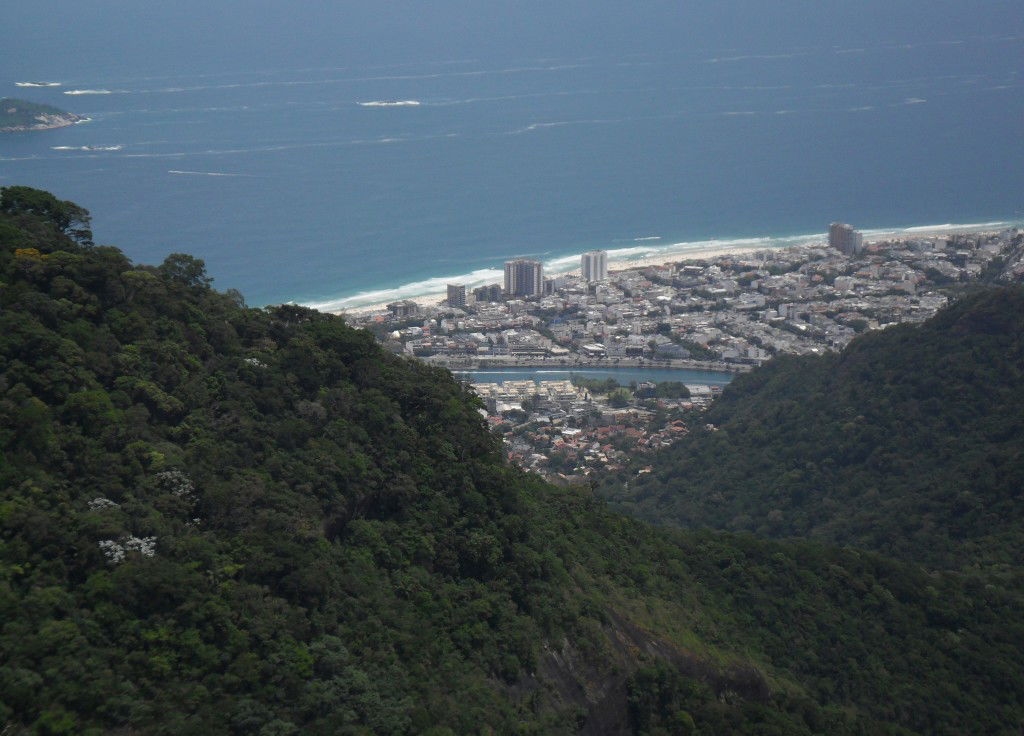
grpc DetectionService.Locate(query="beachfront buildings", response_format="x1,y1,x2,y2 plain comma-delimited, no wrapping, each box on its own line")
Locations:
829,223,864,256
504,259,544,297
447,283,467,308
473,283,504,303
386,299,419,318
355,228,1022,374
581,250,609,282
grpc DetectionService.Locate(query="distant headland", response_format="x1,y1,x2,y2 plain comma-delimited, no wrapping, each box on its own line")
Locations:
0,98,83,132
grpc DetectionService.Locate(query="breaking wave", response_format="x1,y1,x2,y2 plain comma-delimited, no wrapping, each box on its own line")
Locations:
15,81,61,87
63,89,115,95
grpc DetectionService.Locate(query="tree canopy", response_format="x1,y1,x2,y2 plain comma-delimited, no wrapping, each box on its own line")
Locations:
1,188,1022,734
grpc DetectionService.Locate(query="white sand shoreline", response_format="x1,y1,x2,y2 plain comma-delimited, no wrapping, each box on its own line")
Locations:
320,221,1017,316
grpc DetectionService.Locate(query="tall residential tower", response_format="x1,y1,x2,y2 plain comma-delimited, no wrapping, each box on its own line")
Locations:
581,250,608,281
504,259,544,297
446,283,467,308
829,223,864,256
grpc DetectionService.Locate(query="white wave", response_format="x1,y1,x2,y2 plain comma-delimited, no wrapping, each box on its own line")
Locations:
903,97,927,104
64,89,114,95
15,81,62,87
848,106,875,112
51,145,122,151
894,221,1009,233
304,266,505,312
73,117,92,125
357,100,421,107
167,169,254,177
705,52,806,63
633,236,661,241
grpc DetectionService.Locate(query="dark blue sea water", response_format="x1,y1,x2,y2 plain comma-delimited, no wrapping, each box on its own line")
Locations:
3,2,1022,307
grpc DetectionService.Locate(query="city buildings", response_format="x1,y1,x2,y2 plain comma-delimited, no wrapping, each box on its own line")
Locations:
355,229,1021,373
829,223,864,256
581,250,608,282
473,283,503,303
386,299,419,318
504,258,544,297
446,283,467,308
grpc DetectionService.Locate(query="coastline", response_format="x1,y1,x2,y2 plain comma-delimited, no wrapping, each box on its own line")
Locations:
305,220,1017,316
0,113,82,133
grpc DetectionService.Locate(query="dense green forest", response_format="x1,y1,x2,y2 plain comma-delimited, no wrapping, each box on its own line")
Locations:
605,287,1024,575
1,187,1022,734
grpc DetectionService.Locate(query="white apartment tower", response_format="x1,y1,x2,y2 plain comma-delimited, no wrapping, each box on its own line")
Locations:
581,250,608,282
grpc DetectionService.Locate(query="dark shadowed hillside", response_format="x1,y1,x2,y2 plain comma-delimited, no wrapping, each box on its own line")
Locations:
605,287,1024,574
1,187,1022,734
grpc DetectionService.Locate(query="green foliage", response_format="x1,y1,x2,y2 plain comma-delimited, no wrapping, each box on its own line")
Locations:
635,381,690,400
608,387,633,408
1,189,1022,734
0,99,76,130
1,185,92,245
570,375,620,394
610,288,1024,574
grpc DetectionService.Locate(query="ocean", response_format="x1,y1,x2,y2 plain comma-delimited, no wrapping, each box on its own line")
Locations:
2,1,1022,308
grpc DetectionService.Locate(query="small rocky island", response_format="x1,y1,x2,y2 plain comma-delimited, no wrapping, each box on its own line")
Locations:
0,98,82,132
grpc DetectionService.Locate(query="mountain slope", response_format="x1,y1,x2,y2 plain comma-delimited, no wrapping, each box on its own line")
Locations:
606,287,1024,573
1,188,1023,734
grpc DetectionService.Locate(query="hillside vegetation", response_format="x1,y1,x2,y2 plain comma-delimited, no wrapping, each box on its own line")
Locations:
0,99,80,131
1,187,1022,734
606,287,1024,575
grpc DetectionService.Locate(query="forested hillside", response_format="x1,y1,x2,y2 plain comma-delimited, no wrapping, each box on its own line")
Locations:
606,287,1024,573
1,187,1022,734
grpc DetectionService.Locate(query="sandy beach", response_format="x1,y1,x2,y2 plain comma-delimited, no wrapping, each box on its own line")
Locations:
328,221,1016,316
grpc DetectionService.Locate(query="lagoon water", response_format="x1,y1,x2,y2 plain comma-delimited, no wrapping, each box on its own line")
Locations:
2,2,1022,308
456,367,734,387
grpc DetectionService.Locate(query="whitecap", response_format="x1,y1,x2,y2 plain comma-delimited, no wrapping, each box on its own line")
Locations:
903,97,927,104
51,145,122,152
64,89,114,95
357,100,421,107
705,52,806,63
15,81,62,87
167,170,254,177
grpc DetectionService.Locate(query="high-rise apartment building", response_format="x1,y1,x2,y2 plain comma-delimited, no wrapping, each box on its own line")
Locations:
504,259,544,297
446,283,467,308
829,223,864,256
581,250,608,282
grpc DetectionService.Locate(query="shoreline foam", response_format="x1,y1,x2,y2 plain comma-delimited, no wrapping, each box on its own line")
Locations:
299,220,1016,315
